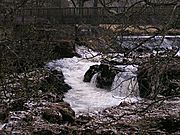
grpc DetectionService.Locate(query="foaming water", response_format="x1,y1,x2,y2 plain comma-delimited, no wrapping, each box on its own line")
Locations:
111,71,139,98
90,73,98,86
48,57,139,114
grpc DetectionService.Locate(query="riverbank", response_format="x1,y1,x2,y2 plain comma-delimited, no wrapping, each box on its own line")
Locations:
1,94,179,134
0,26,180,134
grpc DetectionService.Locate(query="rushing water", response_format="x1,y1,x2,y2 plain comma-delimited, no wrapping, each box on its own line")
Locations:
111,68,139,98
47,36,180,113
48,56,139,113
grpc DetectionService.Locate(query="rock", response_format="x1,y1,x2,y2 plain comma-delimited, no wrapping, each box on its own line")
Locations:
96,129,118,135
84,63,119,89
83,65,99,82
33,130,56,135
51,40,77,59
39,69,71,95
158,116,180,134
41,93,64,102
0,104,9,122
42,108,63,124
96,64,117,89
49,102,75,123
8,98,26,111
76,115,93,124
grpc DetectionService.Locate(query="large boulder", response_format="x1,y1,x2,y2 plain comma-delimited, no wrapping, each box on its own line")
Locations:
137,58,180,98
96,64,118,89
84,64,120,89
39,69,71,95
51,40,78,59
48,102,75,123
42,108,63,124
83,65,99,82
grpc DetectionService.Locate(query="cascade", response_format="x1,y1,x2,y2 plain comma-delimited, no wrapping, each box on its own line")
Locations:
47,46,141,113
48,57,122,113
90,73,99,86
111,69,139,98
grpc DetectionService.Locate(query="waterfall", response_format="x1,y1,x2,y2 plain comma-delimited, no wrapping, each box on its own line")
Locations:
111,71,139,98
47,46,141,113
48,57,123,113
90,73,99,86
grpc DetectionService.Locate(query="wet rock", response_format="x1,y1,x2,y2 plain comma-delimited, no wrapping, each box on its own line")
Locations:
96,64,117,89
84,64,119,89
84,65,99,82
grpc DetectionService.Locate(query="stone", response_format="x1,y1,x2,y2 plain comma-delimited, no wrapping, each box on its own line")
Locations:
42,108,63,124
49,102,75,123
8,98,26,111
0,104,9,122
158,116,180,134
51,40,77,59
83,65,99,82
39,69,71,95
84,63,121,89
33,130,55,135
41,93,64,102
84,63,119,89
96,64,117,89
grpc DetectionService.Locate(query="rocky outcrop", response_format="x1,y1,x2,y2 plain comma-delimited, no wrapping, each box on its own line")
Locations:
84,64,120,89
83,65,99,82
42,102,75,124
51,40,78,59
39,69,71,95
137,58,180,98
96,64,118,89
1,101,75,134
49,102,75,122
0,68,73,134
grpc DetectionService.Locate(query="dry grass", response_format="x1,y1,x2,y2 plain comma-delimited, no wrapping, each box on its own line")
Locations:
99,24,180,35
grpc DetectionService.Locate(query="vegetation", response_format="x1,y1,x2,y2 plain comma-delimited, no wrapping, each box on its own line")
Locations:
0,0,179,134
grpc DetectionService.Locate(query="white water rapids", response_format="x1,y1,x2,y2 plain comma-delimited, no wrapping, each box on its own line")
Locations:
47,35,180,113
48,47,139,113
